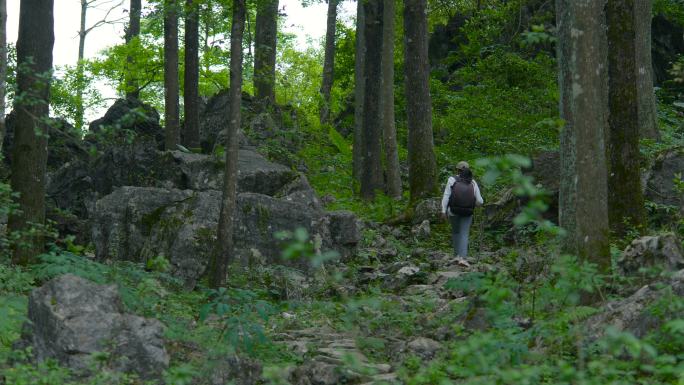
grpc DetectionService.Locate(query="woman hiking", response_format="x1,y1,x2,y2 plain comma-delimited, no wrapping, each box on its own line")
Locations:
441,161,484,258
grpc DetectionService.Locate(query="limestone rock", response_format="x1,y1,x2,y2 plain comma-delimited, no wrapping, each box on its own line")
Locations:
87,97,164,148
413,198,442,224
90,187,360,287
644,149,684,210
618,234,684,275
18,274,168,379
412,220,431,240
205,356,262,385
585,269,684,340
407,337,442,360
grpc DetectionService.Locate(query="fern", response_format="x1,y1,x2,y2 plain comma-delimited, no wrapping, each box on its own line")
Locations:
32,251,110,284
328,127,351,156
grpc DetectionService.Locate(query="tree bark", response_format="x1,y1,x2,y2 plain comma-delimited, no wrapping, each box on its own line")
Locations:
381,0,401,198
556,0,610,269
352,0,365,183
0,0,6,147
183,0,200,149
75,0,87,131
209,0,245,288
164,0,180,150
606,0,646,235
403,0,437,203
254,0,278,106
360,0,384,200
125,0,141,99
9,0,54,265
319,0,338,125
635,0,659,140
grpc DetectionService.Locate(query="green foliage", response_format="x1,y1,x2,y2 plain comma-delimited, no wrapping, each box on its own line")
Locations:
476,154,565,237
163,364,199,385
32,250,110,284
199,287,275,354
275,228,339,268
146,254,171,273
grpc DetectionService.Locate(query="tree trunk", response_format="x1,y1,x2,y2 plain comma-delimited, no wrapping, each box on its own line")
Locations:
635,0,659,140
75,0,87,132
319,0,338,125
606,0,646,235
403,0,436,203
209,0,245,288
556,0,610,269
360,0,384,200
352,0,365,183
164,0,180,150
254,0,278,106
126,0,141,99
0,0,6,147
183,0,200,149
9,0,54,265
381,0,401,198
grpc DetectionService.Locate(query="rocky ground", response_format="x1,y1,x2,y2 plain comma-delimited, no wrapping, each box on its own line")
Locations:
1,94,683,384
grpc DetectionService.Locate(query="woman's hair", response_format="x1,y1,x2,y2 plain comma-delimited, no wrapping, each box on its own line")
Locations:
459,168,473,183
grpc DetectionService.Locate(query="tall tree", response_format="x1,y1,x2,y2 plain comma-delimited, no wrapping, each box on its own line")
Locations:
209,0,246,288
9,0,55,265
77,0,125,131
360,0,384,200
253,0,278,106
381,0,401,198
183,0,200,149
125,0,142,99
403,0,436,202
556,0,610,269
319,0,338,124
0,0,6,147
164,0,180,150
352,0,365,182
606,0,646,235
635,0,659,140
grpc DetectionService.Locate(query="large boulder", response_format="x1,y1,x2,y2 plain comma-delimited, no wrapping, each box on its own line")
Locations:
17,274,168,379
47,146,297,219
200,90,301,158
90,186,360,287
644,149,683,211
87,97,163,148
618,234,684,275
585,269,684,341
2,113,90,171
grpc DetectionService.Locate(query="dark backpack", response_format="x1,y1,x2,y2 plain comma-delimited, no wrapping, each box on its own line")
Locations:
448,176,476,216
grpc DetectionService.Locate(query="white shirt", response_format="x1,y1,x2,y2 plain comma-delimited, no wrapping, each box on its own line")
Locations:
441,176,484,215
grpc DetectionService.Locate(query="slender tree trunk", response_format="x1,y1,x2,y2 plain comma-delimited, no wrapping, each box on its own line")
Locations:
164,0,180,150
75,0,87,132
352,0,365,183
556,0,610,269
126,0,141,99
182,0,200,148
254,0,278,106
635,0,659,140
183,0,200,149
0,0,6,147
403,0,437,203
209,0,245,288
9,0,54,265
360,0,384,200
606,0,646,235
381,0,401,198
319,0,338,125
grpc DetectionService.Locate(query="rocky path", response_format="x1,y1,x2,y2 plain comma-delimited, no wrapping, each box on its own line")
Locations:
275,326,398,385
274,251,483,385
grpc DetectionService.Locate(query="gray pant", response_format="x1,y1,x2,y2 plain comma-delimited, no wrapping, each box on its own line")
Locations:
449,214,473,257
